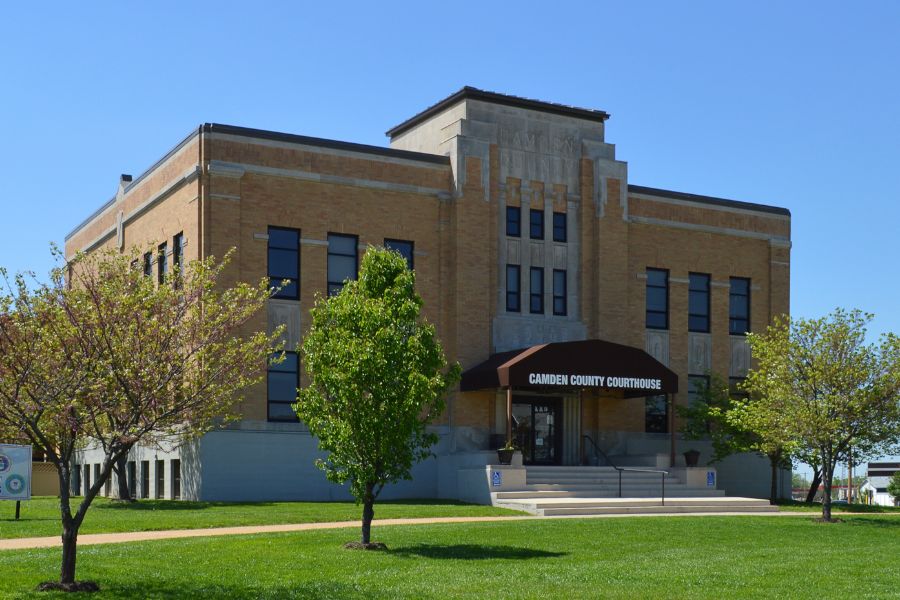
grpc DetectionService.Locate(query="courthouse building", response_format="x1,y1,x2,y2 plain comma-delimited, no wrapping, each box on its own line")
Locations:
66,87,792,503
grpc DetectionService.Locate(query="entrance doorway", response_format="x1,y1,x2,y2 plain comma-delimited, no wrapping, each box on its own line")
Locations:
512,397,562,465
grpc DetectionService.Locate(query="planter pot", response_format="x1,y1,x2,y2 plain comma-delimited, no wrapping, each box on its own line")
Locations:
683,450,701,468
497,449,515,465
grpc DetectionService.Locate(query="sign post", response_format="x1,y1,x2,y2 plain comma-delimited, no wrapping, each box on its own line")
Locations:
0,444,32,516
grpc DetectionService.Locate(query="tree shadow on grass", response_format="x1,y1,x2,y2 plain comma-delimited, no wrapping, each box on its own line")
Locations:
389,543,567,560
95,500,277,512
840,516,900,529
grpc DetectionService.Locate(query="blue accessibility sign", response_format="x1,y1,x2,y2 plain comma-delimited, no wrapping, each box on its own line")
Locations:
491,470,502,487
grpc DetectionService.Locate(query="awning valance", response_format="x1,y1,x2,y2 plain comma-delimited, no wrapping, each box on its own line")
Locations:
460,339,678,397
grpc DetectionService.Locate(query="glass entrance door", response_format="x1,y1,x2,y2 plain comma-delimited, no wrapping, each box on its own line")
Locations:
512,397,562,465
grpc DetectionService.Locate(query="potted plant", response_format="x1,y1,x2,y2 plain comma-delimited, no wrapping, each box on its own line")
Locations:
683,449,701,467
497,441,517,465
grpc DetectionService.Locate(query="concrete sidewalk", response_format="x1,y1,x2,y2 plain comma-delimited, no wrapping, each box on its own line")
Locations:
1,510,874,551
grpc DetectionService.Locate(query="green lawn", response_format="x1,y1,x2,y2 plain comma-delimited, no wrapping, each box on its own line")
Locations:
0,497,521,540
775,499,900,513
1,515,899,598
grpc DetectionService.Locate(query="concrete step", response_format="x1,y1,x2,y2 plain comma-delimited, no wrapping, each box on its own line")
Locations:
538,504,779,516
492,496,777,516
494,488,726,500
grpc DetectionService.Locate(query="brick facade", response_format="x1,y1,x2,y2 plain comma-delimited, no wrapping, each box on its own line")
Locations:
66,87,790,500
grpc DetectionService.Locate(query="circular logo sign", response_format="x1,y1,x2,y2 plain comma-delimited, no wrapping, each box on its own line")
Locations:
5,474,25,495
0,454,10,473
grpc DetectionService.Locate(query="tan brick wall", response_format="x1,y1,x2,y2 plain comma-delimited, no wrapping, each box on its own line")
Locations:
67,122,790,439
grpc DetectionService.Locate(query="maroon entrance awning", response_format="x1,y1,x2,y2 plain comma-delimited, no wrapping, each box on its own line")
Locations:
460,339,678,397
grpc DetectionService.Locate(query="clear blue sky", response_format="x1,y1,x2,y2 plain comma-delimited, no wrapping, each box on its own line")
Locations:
1,3,898,446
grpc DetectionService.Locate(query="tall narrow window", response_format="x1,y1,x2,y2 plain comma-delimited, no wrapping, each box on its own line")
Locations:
553,269,567,316
172,232,185,288
688,375,711,433
506,206,521,237
688,273,711,333
553,212,567,243
729,277,750,335
268,227,300,300
530,209,544,239
327,234,357,296
646,268,669,329
530,267,544,314
72,465,81,496
268,351,299,421
506,265,520,312
143,252,153,277
157,242,167,285
83,464,91,496
645,395,668,433
384,239,414,270
140,460,150,499
127,461,136,499
172,459,181,500
155,460,165,499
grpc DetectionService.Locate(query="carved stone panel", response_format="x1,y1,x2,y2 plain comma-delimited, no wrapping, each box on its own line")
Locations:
553,244,567,270
530,242,543,266
507,239,520,264
645,330,670,367
730,336,751,378
492,315,586,353
268,300,302,351
688,333,712,374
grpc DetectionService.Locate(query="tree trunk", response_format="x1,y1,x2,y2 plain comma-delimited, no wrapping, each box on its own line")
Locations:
113,455,131,501
769,454,779,504
60,525,78,585
361,483,375,545
805,469,822,503
821,452,834,521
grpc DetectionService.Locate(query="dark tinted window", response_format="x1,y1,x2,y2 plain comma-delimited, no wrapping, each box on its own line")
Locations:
530,267,544,314
327,234,358,296
530,209,544,239
506,265,520,312
173,232,185,289
645,395,668,433
268,227,300,300
688,273,710,333
268,352,299,421
553,212,567,242
143,252,153,277
157,243,167,285
646,268,669,329
384,239,414,270
506,206,521,237
553,269,567,316
729,277,750,335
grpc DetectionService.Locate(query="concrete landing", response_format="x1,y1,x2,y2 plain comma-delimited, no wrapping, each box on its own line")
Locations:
493,495,778,516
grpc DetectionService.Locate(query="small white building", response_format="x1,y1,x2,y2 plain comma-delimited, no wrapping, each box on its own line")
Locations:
860,462,899,507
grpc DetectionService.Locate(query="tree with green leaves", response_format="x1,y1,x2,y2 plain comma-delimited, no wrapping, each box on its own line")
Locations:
0,247,278,590
679,373,790,503
742,309,900,521
296,247,460,547
887,471,900,504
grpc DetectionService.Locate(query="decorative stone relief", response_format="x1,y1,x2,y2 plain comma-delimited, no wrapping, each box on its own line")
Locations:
530,242,543,265
268,300,302,351
645,330,670,367
688,333,712,374
492,315,586,353
730,336,751,378
507,239,520,264
553,245,567,269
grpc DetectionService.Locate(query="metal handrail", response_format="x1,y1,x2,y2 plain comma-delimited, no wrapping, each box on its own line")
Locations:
582,435,669,506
